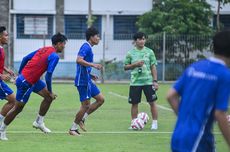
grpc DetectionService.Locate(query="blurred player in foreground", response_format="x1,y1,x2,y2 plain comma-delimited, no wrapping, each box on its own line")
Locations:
0,26,17,133
167,30,230,151
0,33,67,140
69,27,104,136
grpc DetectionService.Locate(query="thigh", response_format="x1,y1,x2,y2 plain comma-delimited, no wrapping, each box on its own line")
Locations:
128,86,142,104
143,85,157,102
90,82,100,98
32,80,46,93
77,85,91,102
0,81,13,100
15,76,33,103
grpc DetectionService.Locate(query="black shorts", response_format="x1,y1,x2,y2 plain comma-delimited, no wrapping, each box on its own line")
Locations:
128,85,157,104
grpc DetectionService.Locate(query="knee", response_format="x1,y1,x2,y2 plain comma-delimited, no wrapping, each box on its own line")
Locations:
44,95,53,103
82,104,90,111
98,97,105,106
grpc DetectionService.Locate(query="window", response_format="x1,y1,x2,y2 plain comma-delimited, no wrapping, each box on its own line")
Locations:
17,15,53,39
113,15,138,40
65,15,102,39
213,15,230,29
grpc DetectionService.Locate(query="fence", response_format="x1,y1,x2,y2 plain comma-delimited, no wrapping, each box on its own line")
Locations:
12,33,213,82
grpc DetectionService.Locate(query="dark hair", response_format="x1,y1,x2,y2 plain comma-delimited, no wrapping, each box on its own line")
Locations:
0,26,6,34
133,32,147,41
86,27,99,41
213,30,230,57
51,33,67,45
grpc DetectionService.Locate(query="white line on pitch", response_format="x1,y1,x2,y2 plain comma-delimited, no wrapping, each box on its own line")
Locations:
6,131,221,135
108,91,173,112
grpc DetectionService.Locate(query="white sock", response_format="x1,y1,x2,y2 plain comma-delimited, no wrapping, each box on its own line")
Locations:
152,120,158,125
0,114,4,121
82,113,88,121
0,122,7,131
70,122,78,130
36,114,44,124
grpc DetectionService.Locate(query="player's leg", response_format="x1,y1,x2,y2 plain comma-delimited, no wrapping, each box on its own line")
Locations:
128,86,142,129
143,85,158,130
69,85,90,135
32,80,53,133
86,82,104,115
0,81,15,124
0,75,32,140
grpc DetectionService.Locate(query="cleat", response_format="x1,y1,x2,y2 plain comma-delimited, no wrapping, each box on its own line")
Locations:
33,121,51,133
151,123,158,130
0,131,8,140
79,120,86,132
69,129,81,136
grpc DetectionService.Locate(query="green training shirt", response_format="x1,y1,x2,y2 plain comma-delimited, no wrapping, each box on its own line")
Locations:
124,46,157,86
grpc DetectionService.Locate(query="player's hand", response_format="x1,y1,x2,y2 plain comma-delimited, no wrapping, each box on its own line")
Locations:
135,61,144,68
91,74,99,81
0,74,11,81
93,64,103,70
153,81,159,91
8,69,16,77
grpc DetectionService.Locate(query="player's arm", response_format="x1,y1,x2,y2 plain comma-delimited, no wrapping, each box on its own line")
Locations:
76,56,102,70
151,64,158,90
18,50,37,74
215,110,230,148
46,53,59,93
166,88,180,115
4,66,15,77
124,61,144,71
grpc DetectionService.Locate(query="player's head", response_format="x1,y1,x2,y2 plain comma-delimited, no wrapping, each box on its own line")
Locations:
51,33,67,53
133,32,147,48
85,27,100,45
0,26,8,45
213,30,230,58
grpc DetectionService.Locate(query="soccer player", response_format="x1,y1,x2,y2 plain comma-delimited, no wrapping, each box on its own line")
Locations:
69,27,104,136
124,32,159,130
0,26,17,132
167,30,230,151
0,33,67,140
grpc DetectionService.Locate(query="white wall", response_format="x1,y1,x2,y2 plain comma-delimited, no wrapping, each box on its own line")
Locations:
13,0,56,14
65,0,152,15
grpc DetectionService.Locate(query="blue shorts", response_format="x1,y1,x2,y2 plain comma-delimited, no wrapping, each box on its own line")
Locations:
16,75,46,103
0,80,13,100
76,81,100,102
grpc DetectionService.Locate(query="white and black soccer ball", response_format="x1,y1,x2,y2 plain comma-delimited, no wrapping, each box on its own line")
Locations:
137,112,149,124
131,118,145,130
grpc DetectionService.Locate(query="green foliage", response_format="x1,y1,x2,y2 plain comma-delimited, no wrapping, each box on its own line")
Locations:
137,0,214,35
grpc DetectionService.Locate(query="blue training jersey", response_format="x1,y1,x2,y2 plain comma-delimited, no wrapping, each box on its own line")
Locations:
75,42,93,86
171,57,230,152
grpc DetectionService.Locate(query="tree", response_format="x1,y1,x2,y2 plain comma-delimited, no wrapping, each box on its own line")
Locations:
137,0,214,79
137,0,213,35
216,0,230,31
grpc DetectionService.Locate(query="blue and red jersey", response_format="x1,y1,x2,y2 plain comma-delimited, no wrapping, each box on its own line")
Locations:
20,46,59,85
0,46,5,74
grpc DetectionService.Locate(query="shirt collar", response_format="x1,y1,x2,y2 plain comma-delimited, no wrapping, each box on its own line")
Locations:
86,41,92,48
208,57,226,66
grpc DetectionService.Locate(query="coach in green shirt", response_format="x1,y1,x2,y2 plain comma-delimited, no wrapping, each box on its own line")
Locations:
124,32,158,130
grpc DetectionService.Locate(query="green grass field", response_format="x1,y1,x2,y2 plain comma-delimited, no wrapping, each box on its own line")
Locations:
0,83,229,152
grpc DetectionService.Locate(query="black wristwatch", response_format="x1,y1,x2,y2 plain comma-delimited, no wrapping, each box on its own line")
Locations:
153,80,158,83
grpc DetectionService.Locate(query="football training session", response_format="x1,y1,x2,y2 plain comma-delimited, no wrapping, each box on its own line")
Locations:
0,0,230,152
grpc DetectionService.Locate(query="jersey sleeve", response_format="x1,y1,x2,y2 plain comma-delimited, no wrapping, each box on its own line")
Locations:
124,51,132,65
215,76,230,111
149,50,157,66
78,44,89,58
47,53,59,74
18,50,38,74
173,69,187,95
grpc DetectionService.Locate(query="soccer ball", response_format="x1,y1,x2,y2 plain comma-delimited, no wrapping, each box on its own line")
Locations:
137,112,149,124
131,118,145,130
